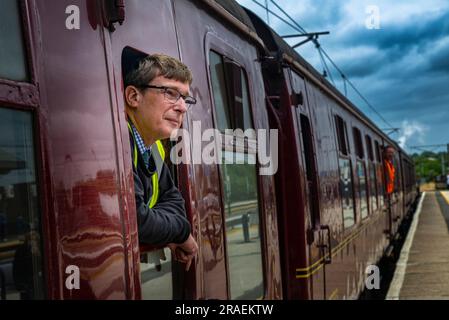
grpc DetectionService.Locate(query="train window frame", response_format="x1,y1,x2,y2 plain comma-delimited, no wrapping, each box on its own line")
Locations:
352,127,364,160
208,50,255,133
352,127,369,219
393,152,401,196
334,115,350,156
375,140,384,200
121,46,188,300
298,112,321,230
206,47,266,300
365,135,378,212
356,159,369,219
374,140,381,162
0,1,48,300
332,114,357,230
365,135,374,162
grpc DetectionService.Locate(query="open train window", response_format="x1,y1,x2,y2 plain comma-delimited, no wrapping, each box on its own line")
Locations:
333,116,356,229
121,46,179,300
208,50,264,299
335,115,349,156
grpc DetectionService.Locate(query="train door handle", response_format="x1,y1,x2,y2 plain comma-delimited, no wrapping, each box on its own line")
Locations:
319,225,332,265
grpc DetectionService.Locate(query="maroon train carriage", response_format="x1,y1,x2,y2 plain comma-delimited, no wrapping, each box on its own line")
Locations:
0,0,282,300
245,9,418,299
0,0,417,300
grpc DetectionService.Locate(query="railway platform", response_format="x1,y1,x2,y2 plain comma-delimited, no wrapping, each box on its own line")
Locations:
387,191,449,299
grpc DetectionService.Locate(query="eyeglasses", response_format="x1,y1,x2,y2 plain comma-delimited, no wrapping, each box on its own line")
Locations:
141,84,197,106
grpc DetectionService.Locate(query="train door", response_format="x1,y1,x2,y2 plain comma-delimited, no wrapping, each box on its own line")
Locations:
381,140,399,238
172,0,282,299
103,0,189,299
288,70,328,299
206,50,266,299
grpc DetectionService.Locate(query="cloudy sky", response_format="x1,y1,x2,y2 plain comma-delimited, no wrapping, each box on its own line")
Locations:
237,0,449,154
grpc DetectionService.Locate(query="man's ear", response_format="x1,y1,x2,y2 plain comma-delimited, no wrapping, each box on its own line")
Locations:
125,85,141,108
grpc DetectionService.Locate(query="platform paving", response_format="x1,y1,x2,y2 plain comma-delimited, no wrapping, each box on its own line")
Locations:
387,191,449,299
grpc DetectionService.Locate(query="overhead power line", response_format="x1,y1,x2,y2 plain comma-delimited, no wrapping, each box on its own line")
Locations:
244,0,397,133
249,0,305,33
268,0,307,34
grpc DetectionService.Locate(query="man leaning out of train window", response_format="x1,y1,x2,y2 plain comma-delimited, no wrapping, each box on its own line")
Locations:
383,145,396,196
122,47,198,271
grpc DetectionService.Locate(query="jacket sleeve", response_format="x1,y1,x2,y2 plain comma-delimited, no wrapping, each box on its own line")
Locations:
134,162,191,246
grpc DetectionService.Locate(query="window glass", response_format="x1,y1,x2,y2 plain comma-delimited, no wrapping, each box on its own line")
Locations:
0,0,29,82
356,160,369,218
209,51,231,131
393,155,400,194
209,50,263,298
335,116,348,155
0,107,43,299
339,158,355,228
374,141,381,162
221,150,263,299
209,51,254,133
352,127,364,159
365,136,374,161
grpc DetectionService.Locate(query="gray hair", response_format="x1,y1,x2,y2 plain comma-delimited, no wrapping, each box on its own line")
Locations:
125,53,192,88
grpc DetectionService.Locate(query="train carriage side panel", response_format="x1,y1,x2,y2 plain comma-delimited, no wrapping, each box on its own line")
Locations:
34,0,142,299
105,0,189,300
172,0,282,299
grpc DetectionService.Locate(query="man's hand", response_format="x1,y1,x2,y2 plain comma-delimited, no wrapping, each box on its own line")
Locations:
168,234,198,271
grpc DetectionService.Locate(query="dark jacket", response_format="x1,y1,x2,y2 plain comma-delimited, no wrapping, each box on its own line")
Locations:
129,132,191,246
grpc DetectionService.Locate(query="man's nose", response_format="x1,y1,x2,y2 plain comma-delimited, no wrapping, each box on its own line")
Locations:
174,99,188,113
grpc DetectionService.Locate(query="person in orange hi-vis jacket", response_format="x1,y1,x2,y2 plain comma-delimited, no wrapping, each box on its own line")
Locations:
383,145,396,195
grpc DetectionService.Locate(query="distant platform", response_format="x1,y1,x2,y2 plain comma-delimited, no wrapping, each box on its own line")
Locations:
387,191,449,299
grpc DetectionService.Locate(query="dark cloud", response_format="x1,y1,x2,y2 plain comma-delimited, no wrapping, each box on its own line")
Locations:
288,0,345,32
337,51,386,78
427,40,449,73
341,11,449,53
240,0,449,150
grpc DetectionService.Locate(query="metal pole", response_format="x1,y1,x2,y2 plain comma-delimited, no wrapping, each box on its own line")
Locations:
442,153,445,176
242,213,250,242
447,143,449,173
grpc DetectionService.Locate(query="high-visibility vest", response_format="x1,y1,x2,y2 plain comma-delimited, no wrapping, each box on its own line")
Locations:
385,159,395,195
127,122,166,208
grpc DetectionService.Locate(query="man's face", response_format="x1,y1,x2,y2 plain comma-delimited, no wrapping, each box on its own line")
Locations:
384,147,395,161
135,75,189,143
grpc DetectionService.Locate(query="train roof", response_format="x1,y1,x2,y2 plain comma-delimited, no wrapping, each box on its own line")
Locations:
208,1,410,159
214,0,257,32
240,7,413,157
